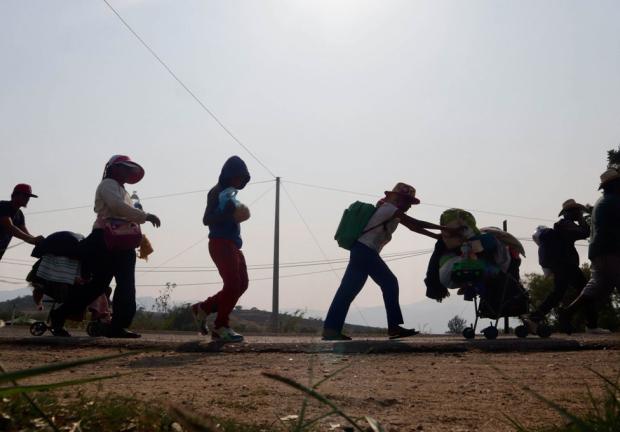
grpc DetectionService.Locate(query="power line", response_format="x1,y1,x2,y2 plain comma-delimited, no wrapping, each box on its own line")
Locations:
0,250,431,288
0,242,26,254
284,180,556,223
134,251,432,287
27,180,274,216
281,183,372,327
516,237,589,248
137,183,276,276
101,0,277,178
135,249,433,273
0,247,418,266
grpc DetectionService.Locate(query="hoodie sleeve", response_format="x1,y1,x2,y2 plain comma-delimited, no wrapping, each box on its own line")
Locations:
203,187,235,226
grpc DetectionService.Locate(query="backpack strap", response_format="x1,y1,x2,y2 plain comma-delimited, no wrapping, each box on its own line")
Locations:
360,215,396,236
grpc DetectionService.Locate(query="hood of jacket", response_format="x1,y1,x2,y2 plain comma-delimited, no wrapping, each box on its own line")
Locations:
218,156,251,189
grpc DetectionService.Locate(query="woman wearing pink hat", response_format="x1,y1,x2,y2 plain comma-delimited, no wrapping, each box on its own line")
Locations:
50,155,161,338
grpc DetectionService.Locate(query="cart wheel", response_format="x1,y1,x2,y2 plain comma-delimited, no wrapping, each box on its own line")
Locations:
86,321,103,337
462,327,475,340
515,325,529,338
537,324,552,338
30,321,47,337
482,326,498,340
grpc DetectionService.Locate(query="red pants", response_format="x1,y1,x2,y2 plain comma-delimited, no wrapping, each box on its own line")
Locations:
201,239,248,328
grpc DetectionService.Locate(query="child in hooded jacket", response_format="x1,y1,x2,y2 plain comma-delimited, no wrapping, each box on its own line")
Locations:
192,156,251,343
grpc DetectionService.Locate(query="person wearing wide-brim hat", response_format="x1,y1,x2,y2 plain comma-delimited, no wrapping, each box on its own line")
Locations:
49,155,161,338
0,184,45,261
560,168,620,334
323,182,455,341
529,199,590,324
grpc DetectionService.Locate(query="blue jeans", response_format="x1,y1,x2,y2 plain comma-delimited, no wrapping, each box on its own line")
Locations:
324,242,404,332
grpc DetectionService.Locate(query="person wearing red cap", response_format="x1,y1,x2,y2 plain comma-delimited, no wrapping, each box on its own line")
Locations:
50,155,161,338
0,184,44,260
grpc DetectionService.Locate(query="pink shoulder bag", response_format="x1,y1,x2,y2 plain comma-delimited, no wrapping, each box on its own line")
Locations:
103,218,142,251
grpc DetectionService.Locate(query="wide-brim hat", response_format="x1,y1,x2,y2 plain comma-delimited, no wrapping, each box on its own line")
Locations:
559,199,586,216
384,182,420,205
106,155,145,184
599,168,620,190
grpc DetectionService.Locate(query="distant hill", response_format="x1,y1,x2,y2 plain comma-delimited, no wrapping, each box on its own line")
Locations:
0,288,31,302
0,295,384,335
1,291,499,334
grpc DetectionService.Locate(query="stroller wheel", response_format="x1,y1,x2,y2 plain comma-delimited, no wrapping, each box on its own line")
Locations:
462,327,475,340
30,321,47,337
537,324,552,338
515,325,529,338
86,321,103,337
482,326,498,340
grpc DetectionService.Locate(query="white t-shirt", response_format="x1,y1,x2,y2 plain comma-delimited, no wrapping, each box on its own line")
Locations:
357,202,400,252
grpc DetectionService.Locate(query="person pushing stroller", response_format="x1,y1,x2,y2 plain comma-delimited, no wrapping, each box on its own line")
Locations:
323,183,454,341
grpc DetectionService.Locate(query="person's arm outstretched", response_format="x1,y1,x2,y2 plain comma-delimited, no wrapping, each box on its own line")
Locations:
0,217,43,245
396,211,453,240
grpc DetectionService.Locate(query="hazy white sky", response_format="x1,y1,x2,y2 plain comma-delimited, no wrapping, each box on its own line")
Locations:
1,1,619,326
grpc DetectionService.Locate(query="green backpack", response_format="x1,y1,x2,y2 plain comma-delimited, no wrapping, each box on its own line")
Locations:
334,201,380,250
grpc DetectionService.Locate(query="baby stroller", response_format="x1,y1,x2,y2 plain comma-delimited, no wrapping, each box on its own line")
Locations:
426,210,552,340
26,231,110,337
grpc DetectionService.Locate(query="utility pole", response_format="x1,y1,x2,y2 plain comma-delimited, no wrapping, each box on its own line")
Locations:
272,177,281,332
503,219,510,334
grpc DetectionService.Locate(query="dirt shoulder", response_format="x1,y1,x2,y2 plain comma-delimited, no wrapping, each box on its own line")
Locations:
1,341,619,431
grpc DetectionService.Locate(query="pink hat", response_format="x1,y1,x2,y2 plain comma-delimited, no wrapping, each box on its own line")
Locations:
105,155,145,184
384,182,420,205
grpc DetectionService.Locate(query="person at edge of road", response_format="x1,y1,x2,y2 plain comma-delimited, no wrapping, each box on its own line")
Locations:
191,155,251,344
529,199,590,323
322,183,455,341
0,184,44,260
50,155,161,338
559,168,620,335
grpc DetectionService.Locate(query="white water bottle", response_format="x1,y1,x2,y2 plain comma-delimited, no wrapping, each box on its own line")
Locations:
131,191,143,210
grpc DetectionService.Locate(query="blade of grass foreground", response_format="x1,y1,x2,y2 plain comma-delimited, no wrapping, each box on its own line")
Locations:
585,367,620,393
0,362,61,432
295,357,352,431
0,351,135,384
0,373,126,397
365,416,385,432
169,405,217,432
294,355,315,432
299,410,338,430
262,372,365,432
312,363,352,390
501,413,530,432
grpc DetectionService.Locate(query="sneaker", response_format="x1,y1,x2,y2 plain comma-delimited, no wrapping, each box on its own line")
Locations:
212,327,244,343
50,327,71,337
105,328,142,339
190,302,209,336
388,326,419,340
586,327,611,335
322,329,352,341
48,309,71,337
